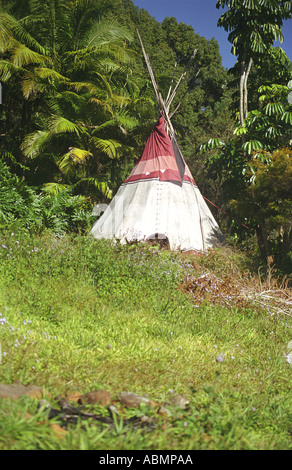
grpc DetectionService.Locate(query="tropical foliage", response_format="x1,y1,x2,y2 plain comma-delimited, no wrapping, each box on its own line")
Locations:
199,0,292,273
0,0,291,274
0,0,156,199
0,158,94,233
231,147,292,270
216,0,292,125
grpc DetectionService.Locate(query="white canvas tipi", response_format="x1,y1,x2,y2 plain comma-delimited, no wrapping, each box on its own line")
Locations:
91,35,224,252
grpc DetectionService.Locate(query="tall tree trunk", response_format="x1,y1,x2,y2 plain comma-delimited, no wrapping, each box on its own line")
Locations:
49,0,57,59
239,61,246,126
279,227,292,271
255,222,271,261
239,57,253,126
243,58,253,120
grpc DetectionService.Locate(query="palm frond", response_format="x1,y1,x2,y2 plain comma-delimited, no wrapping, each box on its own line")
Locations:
21,68,70,99
69,80,106,95
89,96,108,107
115,112,140,131
21,116,89,159
58,148,93,173
48,91,86,115
21,70,39,98
0,8,47,55
21,130,51,158
48,116,88,137
86,20,133,48
75,177,113,199
92,137,122,159
70,0,104,49
0,59,25,81
90,119,116,133
10,42,51,67
34,67,70,83
28,0,73,52
0,10,15,52
42,182,70,195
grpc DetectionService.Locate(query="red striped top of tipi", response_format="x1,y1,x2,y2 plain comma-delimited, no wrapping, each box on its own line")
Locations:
123,115,196,185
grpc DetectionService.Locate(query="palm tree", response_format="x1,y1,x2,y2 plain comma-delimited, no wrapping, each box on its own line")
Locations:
0,0,151,201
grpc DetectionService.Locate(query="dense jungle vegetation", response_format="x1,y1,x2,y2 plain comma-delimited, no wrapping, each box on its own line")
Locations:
0,0,292,275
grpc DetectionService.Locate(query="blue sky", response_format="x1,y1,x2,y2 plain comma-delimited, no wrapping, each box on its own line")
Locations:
132,0,292,70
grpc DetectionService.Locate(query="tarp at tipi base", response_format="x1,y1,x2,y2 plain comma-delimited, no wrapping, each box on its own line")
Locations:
90,115,224,252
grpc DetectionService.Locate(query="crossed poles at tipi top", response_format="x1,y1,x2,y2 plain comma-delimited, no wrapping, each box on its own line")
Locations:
136,29,199,141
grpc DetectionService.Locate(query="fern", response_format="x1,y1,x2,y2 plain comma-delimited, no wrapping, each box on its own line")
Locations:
0,158,96,233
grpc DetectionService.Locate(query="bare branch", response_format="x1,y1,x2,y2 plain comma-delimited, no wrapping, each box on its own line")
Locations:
165,48,198,110
165,61,178,105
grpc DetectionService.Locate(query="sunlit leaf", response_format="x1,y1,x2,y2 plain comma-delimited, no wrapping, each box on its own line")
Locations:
281,111,292,124
264,102,285,116
199,138,225,151
233,125,247,135
243,140,263,154
58,148,93,173
42,183,69,195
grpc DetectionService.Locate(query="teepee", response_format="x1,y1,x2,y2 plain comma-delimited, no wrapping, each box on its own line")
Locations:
91,33,224,252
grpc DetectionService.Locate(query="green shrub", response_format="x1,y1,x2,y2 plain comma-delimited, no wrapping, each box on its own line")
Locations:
0,159,95,234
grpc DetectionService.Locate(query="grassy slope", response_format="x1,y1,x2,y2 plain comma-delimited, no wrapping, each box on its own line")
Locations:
0,230,291,450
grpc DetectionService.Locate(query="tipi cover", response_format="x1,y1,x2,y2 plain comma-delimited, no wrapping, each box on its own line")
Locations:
91,115,224,252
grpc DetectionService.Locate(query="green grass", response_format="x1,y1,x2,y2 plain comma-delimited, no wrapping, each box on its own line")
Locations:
0,230,291,450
